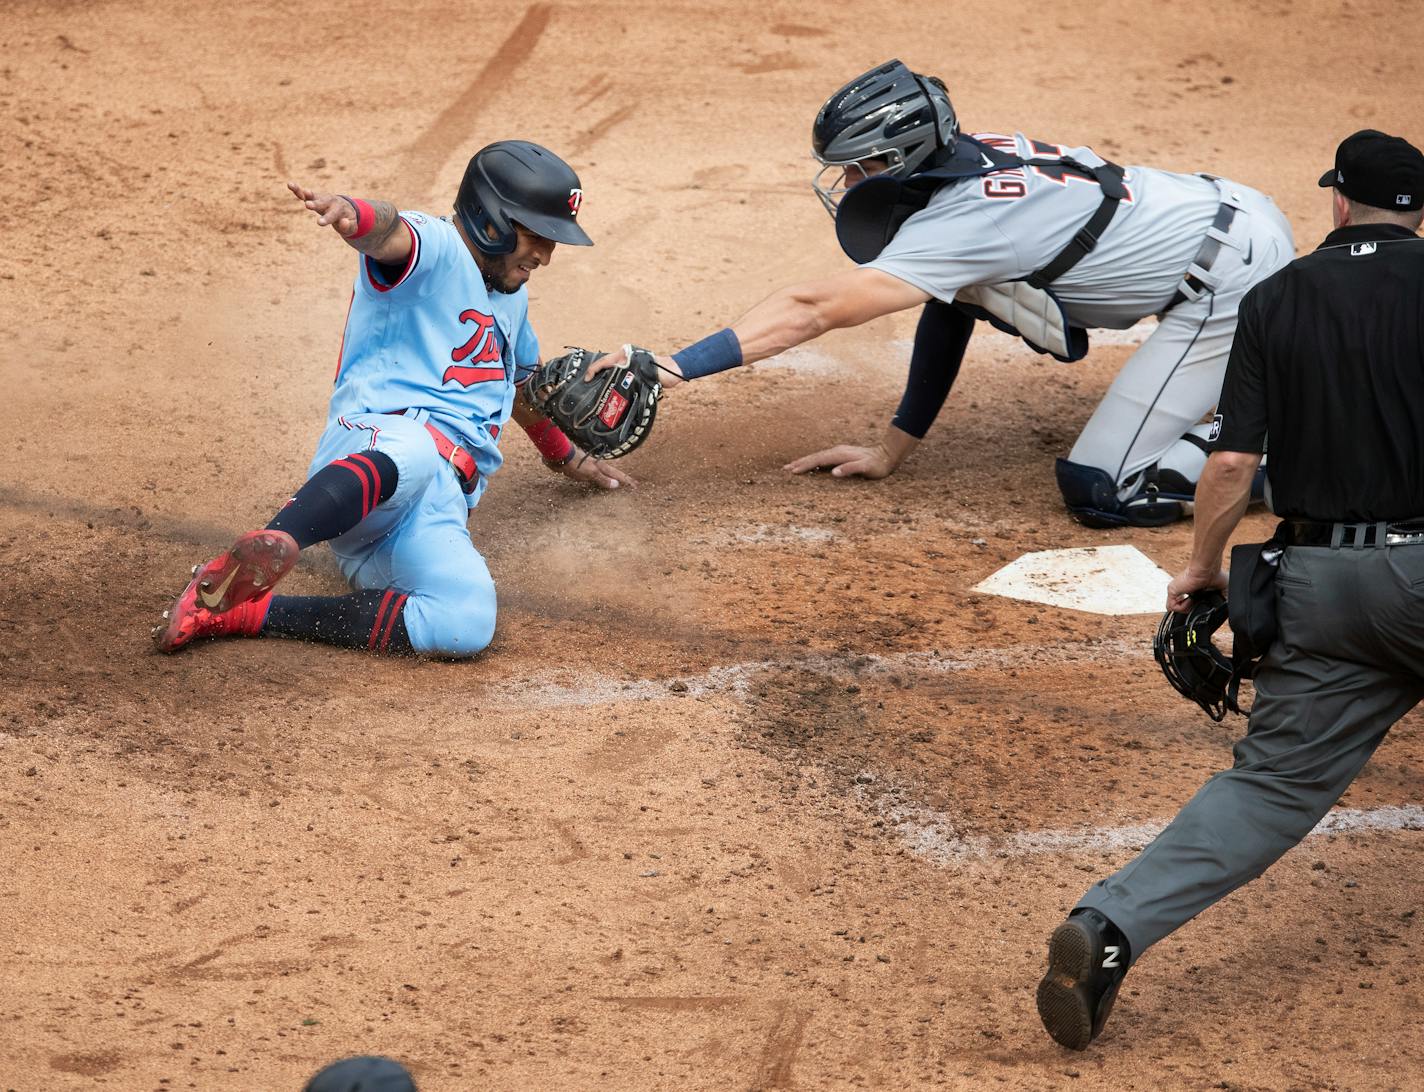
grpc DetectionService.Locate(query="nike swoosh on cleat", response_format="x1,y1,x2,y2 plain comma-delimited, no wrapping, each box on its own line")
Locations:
197,567,240,610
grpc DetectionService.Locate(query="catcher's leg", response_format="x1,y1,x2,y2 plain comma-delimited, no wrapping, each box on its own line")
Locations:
1058,184,1293,528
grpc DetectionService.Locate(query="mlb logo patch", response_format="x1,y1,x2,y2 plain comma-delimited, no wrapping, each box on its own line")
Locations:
1351,241,1377,256
1207,414,1223,442
1398,194,1413,206
621,372,635,390
598,390,629,428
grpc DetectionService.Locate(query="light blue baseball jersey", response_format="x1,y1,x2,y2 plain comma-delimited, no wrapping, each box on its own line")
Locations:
325,211,540,491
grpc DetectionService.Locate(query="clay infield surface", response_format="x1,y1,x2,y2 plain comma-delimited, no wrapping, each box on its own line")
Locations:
4,1,1424,1088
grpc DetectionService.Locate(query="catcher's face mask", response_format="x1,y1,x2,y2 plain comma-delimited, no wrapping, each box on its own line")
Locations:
812,154,896,217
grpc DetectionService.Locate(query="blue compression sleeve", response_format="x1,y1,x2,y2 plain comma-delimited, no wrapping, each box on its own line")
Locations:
673,328,743,379
890,301,975,439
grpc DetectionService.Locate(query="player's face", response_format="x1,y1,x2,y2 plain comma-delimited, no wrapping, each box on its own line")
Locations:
843,157,889,186
486,225,556,294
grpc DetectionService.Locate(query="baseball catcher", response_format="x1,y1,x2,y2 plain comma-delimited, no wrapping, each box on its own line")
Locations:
590,58,1296,529
524,346,664,459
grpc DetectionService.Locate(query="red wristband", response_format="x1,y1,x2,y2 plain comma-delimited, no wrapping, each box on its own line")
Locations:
342,196,376,239
524,418,574,464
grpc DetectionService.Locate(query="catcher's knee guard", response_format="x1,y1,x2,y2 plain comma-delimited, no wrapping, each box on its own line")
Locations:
1055,458,1187,529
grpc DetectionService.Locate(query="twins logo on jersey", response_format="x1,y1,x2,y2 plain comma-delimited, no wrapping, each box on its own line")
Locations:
444,309,505,388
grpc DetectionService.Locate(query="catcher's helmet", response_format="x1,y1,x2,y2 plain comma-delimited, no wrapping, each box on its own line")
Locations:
811,59,958,215
455,140,593,256
1153,590,1242,722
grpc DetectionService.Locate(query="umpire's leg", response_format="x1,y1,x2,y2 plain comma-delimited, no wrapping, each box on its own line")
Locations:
1077,544,1424,963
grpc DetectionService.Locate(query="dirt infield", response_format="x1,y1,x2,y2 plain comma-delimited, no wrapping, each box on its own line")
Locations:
4,1,1424,1088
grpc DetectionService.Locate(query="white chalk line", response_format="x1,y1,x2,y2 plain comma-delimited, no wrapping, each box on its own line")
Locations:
858,778,1424,864
497,635,1144,711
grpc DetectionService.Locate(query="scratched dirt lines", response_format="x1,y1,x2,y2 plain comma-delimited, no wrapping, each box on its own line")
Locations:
8,0,1424,1089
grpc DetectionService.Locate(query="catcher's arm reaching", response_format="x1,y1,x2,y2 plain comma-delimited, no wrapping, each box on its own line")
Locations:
287,181,411,265
588,267,930,382
511,388,635,490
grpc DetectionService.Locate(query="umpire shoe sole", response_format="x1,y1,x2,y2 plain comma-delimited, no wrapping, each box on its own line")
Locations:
1037,912,1128,1051
195,530,299,613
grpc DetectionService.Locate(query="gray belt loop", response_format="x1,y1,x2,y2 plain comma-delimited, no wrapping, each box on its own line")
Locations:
1376,521,1389,549
1330,522,1345,549
1352,524,1367,550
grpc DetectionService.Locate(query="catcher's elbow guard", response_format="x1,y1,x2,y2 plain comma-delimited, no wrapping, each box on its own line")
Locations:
526,346,663,459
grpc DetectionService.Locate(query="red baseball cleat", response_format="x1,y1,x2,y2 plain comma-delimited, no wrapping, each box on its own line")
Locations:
152,586,273,653
188,529,300,614
152,530,298,653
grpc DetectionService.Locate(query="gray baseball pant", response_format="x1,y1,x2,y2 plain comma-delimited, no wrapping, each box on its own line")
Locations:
1076,541,1424,962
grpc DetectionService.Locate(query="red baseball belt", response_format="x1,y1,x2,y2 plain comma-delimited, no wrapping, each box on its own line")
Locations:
395,410,480,494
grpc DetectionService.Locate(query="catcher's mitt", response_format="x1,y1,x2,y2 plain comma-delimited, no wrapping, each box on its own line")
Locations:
1152,589,1244,722
525,346,662,459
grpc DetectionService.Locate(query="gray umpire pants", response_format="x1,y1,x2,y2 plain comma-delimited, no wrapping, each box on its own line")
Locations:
1076,540,1424,963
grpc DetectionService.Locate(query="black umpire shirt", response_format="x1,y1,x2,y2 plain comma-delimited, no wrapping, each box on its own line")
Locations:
1213,223,1424,522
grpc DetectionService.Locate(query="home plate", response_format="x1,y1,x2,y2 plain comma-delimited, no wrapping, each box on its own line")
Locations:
974,545,1170,616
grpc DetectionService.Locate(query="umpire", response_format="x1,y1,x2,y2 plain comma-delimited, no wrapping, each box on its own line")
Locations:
1035,128,1424,1050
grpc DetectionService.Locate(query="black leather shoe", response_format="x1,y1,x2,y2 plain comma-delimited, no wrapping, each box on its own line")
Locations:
1036,908,1130,1050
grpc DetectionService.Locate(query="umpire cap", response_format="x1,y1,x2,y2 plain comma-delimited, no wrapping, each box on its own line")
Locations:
1318,129,1424,211
304,1055,417,1092
455,140,593,256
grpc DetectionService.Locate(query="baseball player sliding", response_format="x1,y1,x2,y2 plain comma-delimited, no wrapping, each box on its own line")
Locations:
595,59,1295,528
154,140,631,657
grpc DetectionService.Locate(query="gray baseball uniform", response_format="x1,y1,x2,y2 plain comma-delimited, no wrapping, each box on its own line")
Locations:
867,132,1295,500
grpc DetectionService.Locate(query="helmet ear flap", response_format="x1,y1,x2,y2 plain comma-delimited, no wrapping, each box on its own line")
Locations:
456,187,517,257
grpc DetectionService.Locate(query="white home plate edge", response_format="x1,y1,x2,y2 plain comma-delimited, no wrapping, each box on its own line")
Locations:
974,544,1170,616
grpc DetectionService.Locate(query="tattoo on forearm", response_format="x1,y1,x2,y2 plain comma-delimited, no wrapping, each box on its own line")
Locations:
348,199,401,255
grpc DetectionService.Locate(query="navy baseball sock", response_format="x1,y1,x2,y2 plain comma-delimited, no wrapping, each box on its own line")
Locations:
261,589,415,655
266,451,399,550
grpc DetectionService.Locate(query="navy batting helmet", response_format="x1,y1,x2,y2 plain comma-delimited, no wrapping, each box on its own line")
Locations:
811,59,958,215
304,1055,416,1092
455,140,593,256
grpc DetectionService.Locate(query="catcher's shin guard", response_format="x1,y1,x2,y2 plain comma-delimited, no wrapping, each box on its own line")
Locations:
1055,458,1185,529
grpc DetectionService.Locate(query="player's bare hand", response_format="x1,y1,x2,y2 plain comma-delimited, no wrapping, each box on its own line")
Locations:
784,442,898,480
287,181,358,236
1166,566,1227,613
584,346,685,388
560,451,636,490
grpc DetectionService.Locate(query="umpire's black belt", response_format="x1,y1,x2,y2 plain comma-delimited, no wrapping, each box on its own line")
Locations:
1280,518,1424,548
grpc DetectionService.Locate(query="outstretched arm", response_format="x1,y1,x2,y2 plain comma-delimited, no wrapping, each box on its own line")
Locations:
727,267,933,365
587,267,932,385
287,181,412,265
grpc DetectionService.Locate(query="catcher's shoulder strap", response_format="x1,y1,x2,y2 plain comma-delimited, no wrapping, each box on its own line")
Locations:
835,134,1129,289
